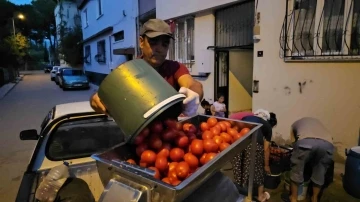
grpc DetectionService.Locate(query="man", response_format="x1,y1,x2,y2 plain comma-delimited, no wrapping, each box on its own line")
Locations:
289,117,334,202
90,19,203,116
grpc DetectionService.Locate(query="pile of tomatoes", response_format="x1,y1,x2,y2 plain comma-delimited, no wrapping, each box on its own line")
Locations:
125,117,250,186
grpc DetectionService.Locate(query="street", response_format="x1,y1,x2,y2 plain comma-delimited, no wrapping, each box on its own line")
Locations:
0,72,95,201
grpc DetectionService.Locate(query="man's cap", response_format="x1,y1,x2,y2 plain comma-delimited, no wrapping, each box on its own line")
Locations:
140,19,174,39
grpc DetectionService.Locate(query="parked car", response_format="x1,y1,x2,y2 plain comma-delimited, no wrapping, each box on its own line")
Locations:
54,66,69,84
50,66,60,81
43,65,53,73
57,68,89,90
15,101,124,202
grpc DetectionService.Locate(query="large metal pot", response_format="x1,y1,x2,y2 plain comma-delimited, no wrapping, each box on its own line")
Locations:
98,59,185,143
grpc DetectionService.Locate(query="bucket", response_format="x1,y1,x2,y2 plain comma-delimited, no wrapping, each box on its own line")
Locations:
284,171,309,201
98,59,185,143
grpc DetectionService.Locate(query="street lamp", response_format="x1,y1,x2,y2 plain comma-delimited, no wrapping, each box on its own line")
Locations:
12,13,25,37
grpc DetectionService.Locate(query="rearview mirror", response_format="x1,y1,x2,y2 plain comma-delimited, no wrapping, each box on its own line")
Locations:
20,129,39,140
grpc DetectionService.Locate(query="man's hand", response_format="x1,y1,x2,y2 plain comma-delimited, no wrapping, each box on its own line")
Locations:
179,87,200,116
90,92,108,114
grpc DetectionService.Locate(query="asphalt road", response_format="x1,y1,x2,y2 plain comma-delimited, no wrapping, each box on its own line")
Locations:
0,72,96,201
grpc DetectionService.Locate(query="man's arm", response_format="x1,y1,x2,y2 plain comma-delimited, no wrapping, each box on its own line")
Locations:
178,74,204,100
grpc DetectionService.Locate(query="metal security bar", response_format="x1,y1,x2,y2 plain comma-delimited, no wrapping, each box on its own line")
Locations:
280,0,360,61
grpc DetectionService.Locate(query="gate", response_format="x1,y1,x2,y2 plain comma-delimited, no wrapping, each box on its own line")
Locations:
213,0,255,117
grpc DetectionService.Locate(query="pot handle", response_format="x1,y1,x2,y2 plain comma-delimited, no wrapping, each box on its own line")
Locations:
143,94,186,119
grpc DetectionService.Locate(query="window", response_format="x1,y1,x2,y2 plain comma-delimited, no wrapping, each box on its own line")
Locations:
83,9,88,27
46,117,124,161
96,40,106,63
62,69,84,76
281,0,360,60
168,18,195,70
84,45,91,64
114,30,124,42
97,0,103,17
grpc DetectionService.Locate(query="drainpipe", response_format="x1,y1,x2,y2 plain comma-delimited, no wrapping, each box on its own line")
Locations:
135,0,140,58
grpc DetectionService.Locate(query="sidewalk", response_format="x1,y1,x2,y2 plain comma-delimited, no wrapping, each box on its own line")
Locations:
0,75,24,100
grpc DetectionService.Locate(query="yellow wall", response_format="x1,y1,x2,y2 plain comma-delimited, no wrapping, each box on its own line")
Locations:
229,71,252,114
228,50,253,114
254,0,360,160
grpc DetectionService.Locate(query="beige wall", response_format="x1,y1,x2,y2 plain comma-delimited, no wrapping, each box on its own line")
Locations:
254,0,360,160
228,51,253,114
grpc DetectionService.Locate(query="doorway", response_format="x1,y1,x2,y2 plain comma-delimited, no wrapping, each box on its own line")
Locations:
214,51,229,117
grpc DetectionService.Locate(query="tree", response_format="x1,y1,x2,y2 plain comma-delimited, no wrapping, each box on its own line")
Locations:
5,33,30,59
58,25,83,67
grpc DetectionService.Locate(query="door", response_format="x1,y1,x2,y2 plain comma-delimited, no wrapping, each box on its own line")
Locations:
214,51,229,117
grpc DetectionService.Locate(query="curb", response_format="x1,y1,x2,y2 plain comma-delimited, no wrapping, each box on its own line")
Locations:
0,75,24,100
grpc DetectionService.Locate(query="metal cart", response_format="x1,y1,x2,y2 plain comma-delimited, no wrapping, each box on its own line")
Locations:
92,115,262,202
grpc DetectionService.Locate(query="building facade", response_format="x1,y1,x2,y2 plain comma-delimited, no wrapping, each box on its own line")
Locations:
54,0,81,66
157,0,360,160
77,0,138,85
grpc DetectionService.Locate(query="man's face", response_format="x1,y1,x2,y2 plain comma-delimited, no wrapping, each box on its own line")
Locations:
139,35,170,68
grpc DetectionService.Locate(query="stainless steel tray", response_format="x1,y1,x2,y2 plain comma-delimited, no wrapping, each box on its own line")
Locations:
92,115,262,202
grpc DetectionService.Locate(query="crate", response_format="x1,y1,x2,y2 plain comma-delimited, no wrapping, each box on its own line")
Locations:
269,142,292,173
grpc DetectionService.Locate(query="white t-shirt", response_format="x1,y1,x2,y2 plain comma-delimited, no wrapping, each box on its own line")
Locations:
213,101,226,117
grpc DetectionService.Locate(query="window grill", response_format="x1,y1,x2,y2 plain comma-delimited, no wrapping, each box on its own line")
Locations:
280,0,360,61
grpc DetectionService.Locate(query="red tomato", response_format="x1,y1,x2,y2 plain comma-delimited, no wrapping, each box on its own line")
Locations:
240,128,250,136
126,159,136,165
139,160,148,167
204,153,217,163
134,135,145,145
218,122,227,132
168,169,178,183
183,123,197,133
170,148,185,162
176,161,190,180
227,128,238,137
141,150,157,164
164,118,177,129
172,180,181,186
151,121,164,133
136,143,148,157
175,135,189,148
219,142,230,151
214,124,222,132
200,122,209,131
149,167,161,179
175,122,183,131
155,156,168,172
162,177,171,184
187,133,197,142
184,153,199,169
220,132,233,143
203,139,219,153
207,117,218,127
139,127,150,138
149,136,162,150
190,139,204,156
168,162,178,173
200,153,207,165
233,133,243,141
162,128,177,142
158,148,170,158
202,130,214,140
161,142,172,150
223,121,231,128
210,127,220,136
213,135,224,146
232,126,239,132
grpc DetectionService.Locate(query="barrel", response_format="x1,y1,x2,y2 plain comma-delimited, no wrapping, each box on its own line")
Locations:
98,59,185,143
284,171,309,201
343,146,360,199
